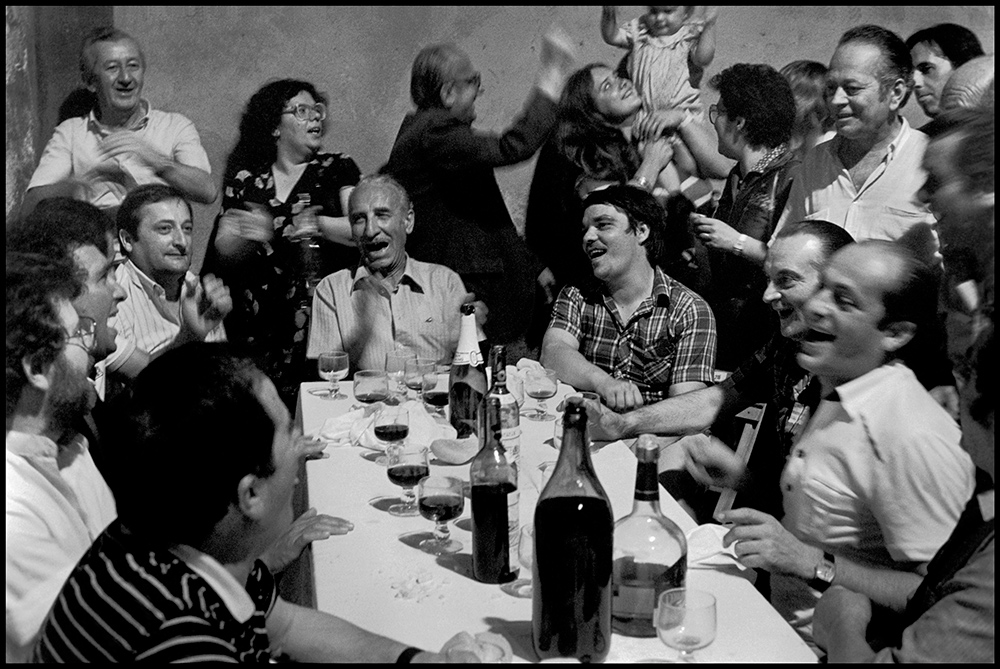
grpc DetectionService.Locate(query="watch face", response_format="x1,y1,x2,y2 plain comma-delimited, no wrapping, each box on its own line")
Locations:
815,559,835,583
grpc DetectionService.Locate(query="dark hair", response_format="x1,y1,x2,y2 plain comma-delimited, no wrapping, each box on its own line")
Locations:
906,23,984,68
8,197,114,258
117,184,191,239
79,26,144,87
112,343,277,546
556,64,640,182
410,43,464,110
709,63,795,148
6,252,83,418
838,25,913,92
775,220,855,268
582,184,665,263
224,79,327,180
781,60,834,139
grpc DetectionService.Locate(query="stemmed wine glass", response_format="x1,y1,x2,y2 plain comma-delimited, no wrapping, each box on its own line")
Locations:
314,351,349,399
523,367,558,421
385,442,429,517
354,370,390,405
503,524,535,598
404,358,435,400
656,588,717,663
386,349,416,404
421,369,450,417
417,475,465,555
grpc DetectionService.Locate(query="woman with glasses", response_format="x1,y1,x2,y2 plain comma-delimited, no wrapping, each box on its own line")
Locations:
204,79,361,407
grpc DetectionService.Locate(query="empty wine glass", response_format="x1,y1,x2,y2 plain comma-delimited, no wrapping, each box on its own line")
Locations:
386,443,429,517
354,370,390,405
404,358,435,400
417,475,465,555
314,351,349,399
503,524,535,598
656,588,717,663
386,349,415,404
421,370,450,417
523,367,558,421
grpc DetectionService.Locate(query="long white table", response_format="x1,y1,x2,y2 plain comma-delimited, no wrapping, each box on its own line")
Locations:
296,380,816,663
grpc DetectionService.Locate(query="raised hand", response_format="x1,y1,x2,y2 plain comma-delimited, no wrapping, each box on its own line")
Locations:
691,213,740,251
287,205,323,240
219,203,274,244
98,131,170,171
683,434,745,489
179,272,232,341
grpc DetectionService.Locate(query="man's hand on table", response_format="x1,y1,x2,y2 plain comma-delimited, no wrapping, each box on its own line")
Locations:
581,397,630,441
297,434,329,460
595,377,644,412
719,508,821,580
261,508,355,574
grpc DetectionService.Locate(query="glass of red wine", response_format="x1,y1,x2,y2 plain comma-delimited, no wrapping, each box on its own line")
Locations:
385,442,428,517
354,370,390,405
417,475,465,555
421,369,450,417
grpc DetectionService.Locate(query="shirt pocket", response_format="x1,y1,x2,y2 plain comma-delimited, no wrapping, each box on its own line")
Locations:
636,338,676,387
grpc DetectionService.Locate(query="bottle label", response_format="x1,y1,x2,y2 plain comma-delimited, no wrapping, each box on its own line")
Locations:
500,426,520,469
453,349,484,367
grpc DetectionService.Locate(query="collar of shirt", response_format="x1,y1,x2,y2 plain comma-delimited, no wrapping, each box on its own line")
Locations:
829,361,911,421
832,115,912,165
86,98,151,136
6,430,60,461
747,142,789,177
169,543,256,623
978,489,995,522
122,258,190,318
350,256,425,296
596,265,672,324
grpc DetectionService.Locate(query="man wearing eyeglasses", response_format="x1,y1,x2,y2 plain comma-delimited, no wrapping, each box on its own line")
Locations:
5,252,118,662
22,26,215,217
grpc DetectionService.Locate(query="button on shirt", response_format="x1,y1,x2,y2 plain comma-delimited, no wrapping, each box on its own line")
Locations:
547,266,717,403
27,101,211,212
306,257,468,373
105,260,227,372
772,118,938,264
771,362,974,641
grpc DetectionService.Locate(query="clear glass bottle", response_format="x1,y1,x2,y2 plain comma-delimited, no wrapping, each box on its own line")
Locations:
470,396,518,584
487,345,520,474
449,303,487,440
532,398,613,663
612,434,687,637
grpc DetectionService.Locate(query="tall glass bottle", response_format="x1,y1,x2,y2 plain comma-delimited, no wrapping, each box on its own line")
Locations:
470,396,518,583
533,398,613,663
487,345,520,473
612,434,687,637
449,303,487,440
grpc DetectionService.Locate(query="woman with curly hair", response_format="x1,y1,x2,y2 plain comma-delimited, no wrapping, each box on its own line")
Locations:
204,79,361,407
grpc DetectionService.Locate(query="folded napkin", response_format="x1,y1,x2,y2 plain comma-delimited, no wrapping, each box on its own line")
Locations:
686,523,744,570
316,400,457,451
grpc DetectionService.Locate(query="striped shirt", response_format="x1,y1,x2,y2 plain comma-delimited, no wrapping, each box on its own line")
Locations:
105,260,226,372
548,266,717,403
33,520,274,662
306,257,468,374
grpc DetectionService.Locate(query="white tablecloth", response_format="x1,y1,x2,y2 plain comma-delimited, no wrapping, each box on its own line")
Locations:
297,381,816,663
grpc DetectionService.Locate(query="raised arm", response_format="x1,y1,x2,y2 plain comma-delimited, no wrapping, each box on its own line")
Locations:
689,7,718,68
600,6,630,48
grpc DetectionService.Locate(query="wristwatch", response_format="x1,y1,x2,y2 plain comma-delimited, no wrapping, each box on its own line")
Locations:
809,551,836,592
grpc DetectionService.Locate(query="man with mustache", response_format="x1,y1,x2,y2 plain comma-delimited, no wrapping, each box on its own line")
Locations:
307,174,483,374
104,184,231,385
23,27,215,217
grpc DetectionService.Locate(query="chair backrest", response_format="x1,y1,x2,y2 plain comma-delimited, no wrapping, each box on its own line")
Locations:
711,402,766,523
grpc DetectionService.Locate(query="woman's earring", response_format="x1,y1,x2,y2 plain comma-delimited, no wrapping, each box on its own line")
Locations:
273,129,280,138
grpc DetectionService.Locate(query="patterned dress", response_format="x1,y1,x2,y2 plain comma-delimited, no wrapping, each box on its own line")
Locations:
205,152,360,406
624,18,706,124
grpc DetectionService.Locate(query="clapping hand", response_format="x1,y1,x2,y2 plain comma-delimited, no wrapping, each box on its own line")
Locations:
219,203,274,244
179,272,232,341
719,508,820,579
287,205,323,240
98,131,170,172
260,508,355,574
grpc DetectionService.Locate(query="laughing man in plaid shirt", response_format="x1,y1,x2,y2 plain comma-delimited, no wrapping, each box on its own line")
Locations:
542,185,716,411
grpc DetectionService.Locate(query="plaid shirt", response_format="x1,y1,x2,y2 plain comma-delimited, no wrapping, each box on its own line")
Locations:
548,266,717,403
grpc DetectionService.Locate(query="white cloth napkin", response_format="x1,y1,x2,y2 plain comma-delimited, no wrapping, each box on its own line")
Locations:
686,523,744,570
316,400,456,451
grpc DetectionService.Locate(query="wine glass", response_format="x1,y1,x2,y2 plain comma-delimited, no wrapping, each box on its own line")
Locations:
503,524,535,598
386,443,429,517
386,349,416,404
417,475,465,554
354,370,390,405
314,351,349,399
523,367,558,421
404,358,435,400
421,370,450,417
656,588,717,663
375,407,409,448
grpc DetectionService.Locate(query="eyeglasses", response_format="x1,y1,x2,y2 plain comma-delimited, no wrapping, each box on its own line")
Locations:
66,317,97,355
709,104,725,124
281,102,327,122
452,72,482,91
